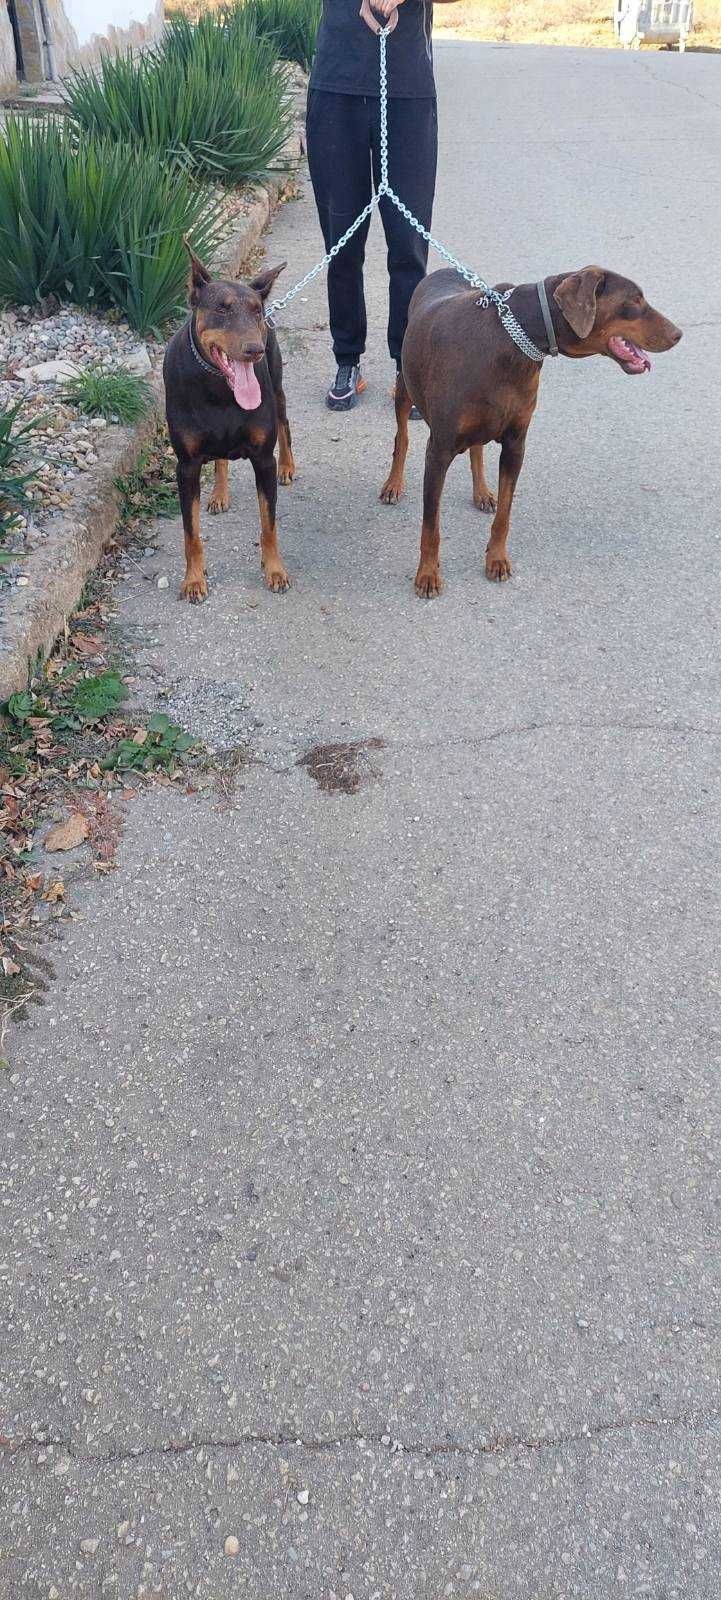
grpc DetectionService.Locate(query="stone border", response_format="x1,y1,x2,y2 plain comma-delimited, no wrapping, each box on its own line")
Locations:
0,107,305,701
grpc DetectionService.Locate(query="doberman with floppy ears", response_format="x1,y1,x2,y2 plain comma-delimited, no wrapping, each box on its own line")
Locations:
380,265,682,597
163,241,295,602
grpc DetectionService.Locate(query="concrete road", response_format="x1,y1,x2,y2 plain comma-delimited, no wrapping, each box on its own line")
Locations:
2,40,721,1600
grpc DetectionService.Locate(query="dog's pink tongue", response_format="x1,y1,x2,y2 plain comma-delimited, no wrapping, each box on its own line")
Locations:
230,359,261,410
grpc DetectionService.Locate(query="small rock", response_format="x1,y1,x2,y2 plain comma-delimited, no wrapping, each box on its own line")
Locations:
122,344,152,377
157,575,170,590
80,1537,100,1556
223,1535,240,1557
16,359,80,382
296,1489,309,1505
116,1521,130,1541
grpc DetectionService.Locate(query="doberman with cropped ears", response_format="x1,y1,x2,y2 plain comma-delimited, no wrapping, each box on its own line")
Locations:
380,265,682,597
163,241,295,601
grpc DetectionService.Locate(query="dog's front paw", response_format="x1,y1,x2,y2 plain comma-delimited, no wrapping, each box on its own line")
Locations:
181,573,208,603
474,490,497,514
414,563,443,599
264,563,290,593
485,549,512,582
380,475,404,505
207,491,230,514
278,464,295,487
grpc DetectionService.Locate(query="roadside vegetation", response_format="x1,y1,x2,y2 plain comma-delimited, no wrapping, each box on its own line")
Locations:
0,2,305,336
60,366,153,425
0,402,39,560
0,117,225,334
66,13,293,189
433,0,721,48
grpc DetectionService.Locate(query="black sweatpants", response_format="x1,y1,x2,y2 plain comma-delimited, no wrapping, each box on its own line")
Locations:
306,89,438,366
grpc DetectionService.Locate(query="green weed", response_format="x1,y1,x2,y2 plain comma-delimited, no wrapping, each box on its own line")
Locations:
61,364,153,425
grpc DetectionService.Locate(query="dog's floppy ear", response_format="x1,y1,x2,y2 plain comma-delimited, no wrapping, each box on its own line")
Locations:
553,266,606,339
247,261,287,301
183,235,212,304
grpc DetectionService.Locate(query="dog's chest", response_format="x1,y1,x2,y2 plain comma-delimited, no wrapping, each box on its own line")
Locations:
194,395,276,461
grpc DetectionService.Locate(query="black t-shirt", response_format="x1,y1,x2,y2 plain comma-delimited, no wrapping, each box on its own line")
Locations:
310,0,435,98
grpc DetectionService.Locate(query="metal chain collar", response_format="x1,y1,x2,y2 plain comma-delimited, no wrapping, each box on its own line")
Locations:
267,25,545,365
187,316,217,374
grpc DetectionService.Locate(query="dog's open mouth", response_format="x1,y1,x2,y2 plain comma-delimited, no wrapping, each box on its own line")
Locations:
607,335,651,376
210,344,262,410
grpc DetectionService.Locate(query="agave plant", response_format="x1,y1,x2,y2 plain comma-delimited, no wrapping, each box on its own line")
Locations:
0,117,225,332
238,0,322,72
0,400,39,550
66,16,293,188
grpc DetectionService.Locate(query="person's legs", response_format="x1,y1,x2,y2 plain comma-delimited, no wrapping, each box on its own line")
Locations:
372,96,438,366
306,89,373,367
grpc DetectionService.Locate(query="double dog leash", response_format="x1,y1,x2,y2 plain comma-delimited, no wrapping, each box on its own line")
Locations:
266,23,555,365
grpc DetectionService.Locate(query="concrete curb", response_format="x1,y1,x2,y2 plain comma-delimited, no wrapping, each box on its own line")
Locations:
0,112,305,702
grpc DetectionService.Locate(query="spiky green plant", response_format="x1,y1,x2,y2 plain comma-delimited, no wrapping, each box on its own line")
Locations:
65,17,293,188
0,401,39,555
0,117,225,332
239,0,322,71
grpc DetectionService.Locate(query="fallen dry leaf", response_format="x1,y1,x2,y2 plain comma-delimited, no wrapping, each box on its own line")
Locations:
132,728,148,746
43,881,65,904
71,633,104,656
1,957,21,977
44,813,89,853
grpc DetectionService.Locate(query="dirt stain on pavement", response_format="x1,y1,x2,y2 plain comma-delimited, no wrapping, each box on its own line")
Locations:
298,737,385,796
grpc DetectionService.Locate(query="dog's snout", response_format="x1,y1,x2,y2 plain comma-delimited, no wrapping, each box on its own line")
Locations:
669,324,682,346
244,343,265,362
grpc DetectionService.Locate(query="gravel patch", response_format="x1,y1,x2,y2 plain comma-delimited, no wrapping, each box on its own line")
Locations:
0,303,161,592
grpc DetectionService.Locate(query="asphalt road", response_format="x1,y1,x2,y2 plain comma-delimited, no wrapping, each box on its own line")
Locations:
2,39,721,1600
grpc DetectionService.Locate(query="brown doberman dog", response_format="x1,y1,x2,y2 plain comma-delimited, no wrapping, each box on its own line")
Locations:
163,242,295,601
380,266,682,597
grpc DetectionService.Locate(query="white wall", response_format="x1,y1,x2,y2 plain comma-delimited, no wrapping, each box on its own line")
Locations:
62,0,158,47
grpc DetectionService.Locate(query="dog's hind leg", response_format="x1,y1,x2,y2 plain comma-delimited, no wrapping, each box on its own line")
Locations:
275,386,295,487
470,444,497,514
380,371,412,504
178,460,207,602
252,450,290,593
208,458,230,514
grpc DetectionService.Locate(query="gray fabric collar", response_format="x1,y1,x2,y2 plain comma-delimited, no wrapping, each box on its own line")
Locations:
536,280,559,357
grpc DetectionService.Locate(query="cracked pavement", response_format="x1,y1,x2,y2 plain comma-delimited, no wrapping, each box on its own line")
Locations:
2,39,721,1600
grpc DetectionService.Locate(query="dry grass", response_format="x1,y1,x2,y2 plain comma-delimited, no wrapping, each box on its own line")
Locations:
433,0,721,49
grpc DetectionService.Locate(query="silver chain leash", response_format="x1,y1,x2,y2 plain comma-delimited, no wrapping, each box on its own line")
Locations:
267,25,544,364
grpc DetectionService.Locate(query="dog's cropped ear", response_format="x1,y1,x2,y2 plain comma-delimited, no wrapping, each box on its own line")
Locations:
553,266,606,339
247,261,287,301
183,235,212,304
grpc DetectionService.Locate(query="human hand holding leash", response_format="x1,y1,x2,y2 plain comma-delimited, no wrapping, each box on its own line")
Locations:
359,0,400,35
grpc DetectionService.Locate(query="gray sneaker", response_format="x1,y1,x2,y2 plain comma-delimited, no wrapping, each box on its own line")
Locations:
326,363,366,411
